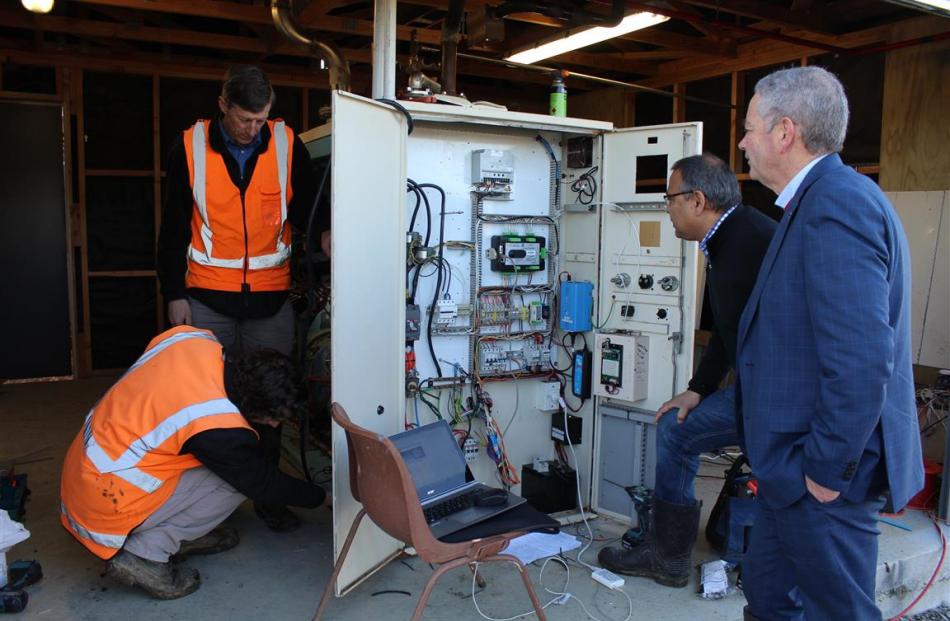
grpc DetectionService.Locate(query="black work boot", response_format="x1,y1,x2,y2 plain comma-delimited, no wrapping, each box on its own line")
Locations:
106,549,200,600
597,497,701,588
252,422,301,533
170,525,240,562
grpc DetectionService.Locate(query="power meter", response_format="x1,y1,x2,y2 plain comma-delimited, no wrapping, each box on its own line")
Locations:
472,149,514,199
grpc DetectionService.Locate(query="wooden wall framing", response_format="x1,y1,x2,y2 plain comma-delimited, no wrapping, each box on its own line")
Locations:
1,60,323,376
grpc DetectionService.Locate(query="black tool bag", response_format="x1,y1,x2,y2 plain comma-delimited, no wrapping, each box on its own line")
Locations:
705,454,758,564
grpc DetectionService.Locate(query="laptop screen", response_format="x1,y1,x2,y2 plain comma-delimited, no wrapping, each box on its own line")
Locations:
390,420,469,502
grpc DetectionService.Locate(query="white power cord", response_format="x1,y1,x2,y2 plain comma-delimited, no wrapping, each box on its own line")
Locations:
471,556,633,621
560,401,598,571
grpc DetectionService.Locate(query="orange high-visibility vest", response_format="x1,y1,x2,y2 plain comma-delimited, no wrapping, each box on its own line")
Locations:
60,326,254,559
183,119,295,293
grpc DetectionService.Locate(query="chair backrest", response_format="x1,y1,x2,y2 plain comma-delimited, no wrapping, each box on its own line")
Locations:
330,403,448,553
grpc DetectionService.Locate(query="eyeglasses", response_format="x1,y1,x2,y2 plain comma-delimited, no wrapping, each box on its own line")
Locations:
663,190,694,204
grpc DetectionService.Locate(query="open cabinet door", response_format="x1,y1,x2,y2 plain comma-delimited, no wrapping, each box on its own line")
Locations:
331,91,407,595
592,123,701,520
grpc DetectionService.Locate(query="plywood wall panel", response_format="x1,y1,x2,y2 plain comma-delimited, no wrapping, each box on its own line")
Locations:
880,24,950,191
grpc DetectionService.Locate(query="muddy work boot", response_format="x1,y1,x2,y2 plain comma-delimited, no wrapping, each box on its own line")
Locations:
106,549,200,600
597,497,701,588
171,525,240,562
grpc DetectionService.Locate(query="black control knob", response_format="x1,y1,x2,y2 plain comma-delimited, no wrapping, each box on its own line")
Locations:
638,274,654,289
656,308,668,319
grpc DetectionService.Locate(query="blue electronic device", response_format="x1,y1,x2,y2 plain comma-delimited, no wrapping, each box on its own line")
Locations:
559,281,593,332
572,349,592,399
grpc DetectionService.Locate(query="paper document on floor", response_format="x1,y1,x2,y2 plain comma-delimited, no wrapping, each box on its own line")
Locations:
503,532,581,565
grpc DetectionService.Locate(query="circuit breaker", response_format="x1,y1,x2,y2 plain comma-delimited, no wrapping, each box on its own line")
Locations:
592,333,649,402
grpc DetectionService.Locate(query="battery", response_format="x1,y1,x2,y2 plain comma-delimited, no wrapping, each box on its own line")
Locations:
521,461,578,514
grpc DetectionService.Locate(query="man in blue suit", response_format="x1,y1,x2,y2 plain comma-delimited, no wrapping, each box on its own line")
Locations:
736,66,923,621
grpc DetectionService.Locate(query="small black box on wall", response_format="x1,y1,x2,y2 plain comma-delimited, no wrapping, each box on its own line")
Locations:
521,462,578,514
551,412,582,445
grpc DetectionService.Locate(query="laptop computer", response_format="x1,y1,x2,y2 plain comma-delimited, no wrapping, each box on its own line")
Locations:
390,420,526,539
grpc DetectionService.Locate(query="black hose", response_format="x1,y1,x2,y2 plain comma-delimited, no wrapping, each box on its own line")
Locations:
413,182,446,379
375,98,414,135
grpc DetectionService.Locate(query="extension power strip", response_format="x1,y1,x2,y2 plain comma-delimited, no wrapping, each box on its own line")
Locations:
591,568,625,590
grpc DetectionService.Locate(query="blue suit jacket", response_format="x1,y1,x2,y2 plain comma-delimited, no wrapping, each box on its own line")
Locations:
736,154,923,511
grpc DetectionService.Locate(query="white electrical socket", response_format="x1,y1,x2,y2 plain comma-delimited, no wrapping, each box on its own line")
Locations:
535,381,561,412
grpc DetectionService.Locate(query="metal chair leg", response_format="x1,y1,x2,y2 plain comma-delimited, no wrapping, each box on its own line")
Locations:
500,554,547,621
312,508,367,621
409,558,470,621
469,562,487,589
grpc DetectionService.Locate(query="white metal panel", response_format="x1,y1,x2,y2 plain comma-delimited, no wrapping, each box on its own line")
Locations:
601,122,702,206
888,190,948,367
330,91,407,595
592,124,701,516
400,100,613,134
403,122,574,492
920,192,949,368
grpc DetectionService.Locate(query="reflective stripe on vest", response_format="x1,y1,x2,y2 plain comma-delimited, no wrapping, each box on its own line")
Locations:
187,120,290,270
61,502,126,551
82,329,241,494
83,397,240,494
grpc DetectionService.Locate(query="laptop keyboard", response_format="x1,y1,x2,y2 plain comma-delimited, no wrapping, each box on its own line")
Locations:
423,489,481,524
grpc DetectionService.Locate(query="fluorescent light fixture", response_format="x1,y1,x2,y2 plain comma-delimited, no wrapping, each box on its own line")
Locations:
21,0,54,13
505,12,669,65
883,0,950,16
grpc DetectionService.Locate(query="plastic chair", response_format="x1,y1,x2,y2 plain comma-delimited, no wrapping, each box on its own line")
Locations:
313,403,547,621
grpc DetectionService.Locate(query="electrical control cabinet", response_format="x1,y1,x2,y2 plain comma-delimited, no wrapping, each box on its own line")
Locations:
310,92,700,594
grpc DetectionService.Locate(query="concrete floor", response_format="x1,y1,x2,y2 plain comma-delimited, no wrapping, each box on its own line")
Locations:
1,378,947,621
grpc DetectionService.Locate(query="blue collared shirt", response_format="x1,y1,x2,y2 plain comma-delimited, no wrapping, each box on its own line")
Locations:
219,121,262,179
775,153,829,209
700,203,739,263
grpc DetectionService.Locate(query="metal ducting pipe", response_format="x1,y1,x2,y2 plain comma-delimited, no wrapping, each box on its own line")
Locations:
271,0,351,92
441,0,466,96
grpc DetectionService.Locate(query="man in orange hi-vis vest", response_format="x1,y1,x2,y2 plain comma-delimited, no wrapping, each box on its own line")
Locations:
60,326,327,599
157,65,325,533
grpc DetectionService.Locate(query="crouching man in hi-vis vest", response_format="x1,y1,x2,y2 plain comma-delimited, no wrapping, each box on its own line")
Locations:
60,326,327,599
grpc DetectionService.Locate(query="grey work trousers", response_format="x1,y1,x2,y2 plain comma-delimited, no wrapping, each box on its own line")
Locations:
123,467,245,563
188,296,294,356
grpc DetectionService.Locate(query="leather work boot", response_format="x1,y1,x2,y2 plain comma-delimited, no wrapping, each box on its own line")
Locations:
597,497,701,588
170,525,240,562
106,549,200,600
